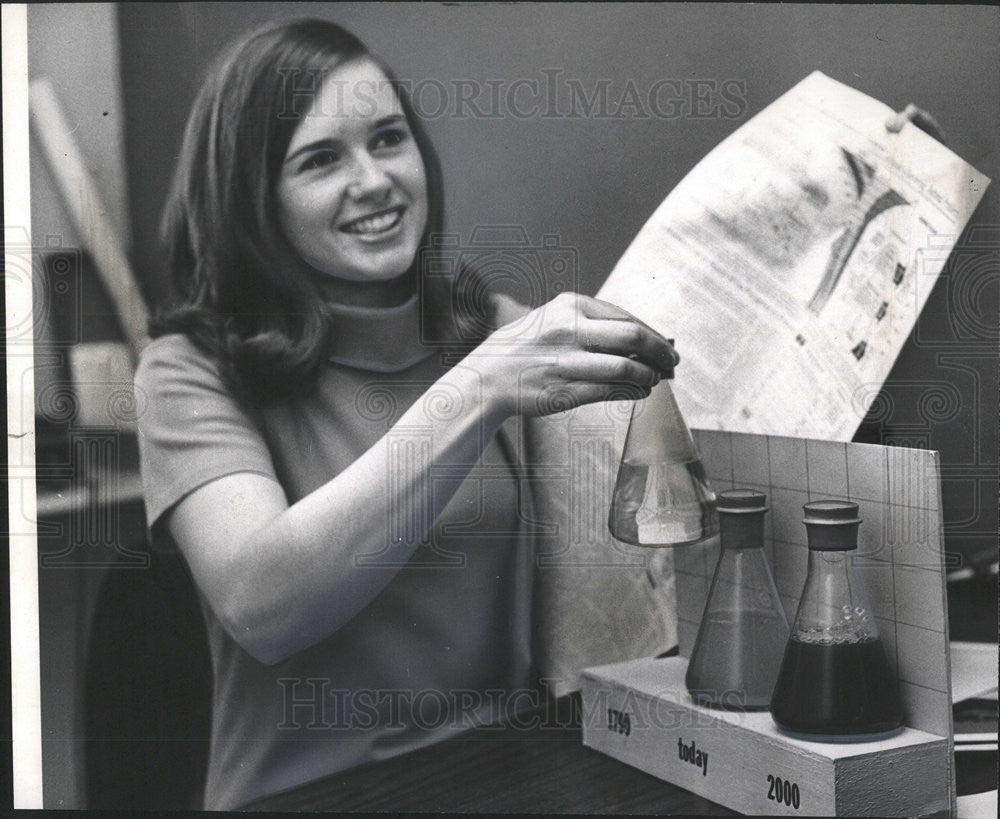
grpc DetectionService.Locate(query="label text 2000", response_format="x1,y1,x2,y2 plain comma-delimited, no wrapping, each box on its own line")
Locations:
766,774,800,809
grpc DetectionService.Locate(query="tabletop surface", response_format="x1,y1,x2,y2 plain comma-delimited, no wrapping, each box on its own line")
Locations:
240,695,733,814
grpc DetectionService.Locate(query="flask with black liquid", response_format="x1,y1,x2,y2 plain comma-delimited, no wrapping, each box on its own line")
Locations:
770,500,904,741
685,489,789,709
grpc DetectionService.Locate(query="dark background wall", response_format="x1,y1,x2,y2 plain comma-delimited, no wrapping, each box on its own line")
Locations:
118,2,998,567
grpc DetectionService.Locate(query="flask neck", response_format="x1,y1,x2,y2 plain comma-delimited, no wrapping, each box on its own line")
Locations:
804,547,851,577
719,510,765,550
625,380,697,463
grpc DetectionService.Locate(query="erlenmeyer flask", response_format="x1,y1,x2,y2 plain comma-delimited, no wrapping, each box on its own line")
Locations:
685,490,789,710
770,500,904,741
608,360,718,547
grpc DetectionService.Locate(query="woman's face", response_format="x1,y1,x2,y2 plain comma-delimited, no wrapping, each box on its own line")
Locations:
275,58,428,287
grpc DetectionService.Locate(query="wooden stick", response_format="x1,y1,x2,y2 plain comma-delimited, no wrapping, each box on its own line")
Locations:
28,78,149,362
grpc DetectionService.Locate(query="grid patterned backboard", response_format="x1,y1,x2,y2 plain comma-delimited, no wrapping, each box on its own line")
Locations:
676,429,952,742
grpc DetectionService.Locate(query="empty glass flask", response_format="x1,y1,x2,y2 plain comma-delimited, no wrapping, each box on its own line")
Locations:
608,358,718,547
685,490,789,710
770,500,904,741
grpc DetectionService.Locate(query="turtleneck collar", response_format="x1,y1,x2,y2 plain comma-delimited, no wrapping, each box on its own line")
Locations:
325,293,437,373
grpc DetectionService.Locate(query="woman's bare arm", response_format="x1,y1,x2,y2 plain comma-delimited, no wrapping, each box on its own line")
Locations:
166,293,677,664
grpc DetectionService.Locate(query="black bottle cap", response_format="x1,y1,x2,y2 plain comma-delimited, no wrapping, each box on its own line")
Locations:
803,500,862,525
717,489,768,514
803,500,862,550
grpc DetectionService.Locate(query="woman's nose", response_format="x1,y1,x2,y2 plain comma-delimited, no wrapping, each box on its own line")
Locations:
348,155,392,201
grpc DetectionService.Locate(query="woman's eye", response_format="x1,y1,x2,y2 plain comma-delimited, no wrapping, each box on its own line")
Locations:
300,150,339,172
370,127,407,151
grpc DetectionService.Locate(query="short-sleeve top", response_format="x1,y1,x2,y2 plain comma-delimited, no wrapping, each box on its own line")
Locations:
134,294,534,810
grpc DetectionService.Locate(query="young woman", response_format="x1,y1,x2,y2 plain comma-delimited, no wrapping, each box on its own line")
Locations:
135,18,676,809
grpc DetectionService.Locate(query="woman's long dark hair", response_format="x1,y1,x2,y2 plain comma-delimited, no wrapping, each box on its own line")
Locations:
152,19,486,404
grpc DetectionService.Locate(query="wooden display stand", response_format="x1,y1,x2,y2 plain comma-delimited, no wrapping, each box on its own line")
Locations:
581,657,949,816
581,430,955,816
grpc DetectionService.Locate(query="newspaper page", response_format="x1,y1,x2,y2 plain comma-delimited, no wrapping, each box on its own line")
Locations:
531,71,989,694
598,70,990,440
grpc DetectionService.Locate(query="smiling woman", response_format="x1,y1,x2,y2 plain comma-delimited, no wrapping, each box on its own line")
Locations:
152,21,454,398
135,17,677,811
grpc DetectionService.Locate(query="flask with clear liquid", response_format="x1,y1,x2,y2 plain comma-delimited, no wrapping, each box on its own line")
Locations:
608,354,718,547
685,490,789,709
770,500,904,741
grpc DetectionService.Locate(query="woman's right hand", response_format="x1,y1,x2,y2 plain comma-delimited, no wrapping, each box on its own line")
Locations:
465,292,678,420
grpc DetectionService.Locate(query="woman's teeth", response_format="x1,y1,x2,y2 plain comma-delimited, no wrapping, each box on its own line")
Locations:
342,209,402,235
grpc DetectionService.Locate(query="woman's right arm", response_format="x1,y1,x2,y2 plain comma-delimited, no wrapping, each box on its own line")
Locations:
162,293,677,665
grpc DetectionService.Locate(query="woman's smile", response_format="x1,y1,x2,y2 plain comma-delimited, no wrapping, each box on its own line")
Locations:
339,205,406,238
